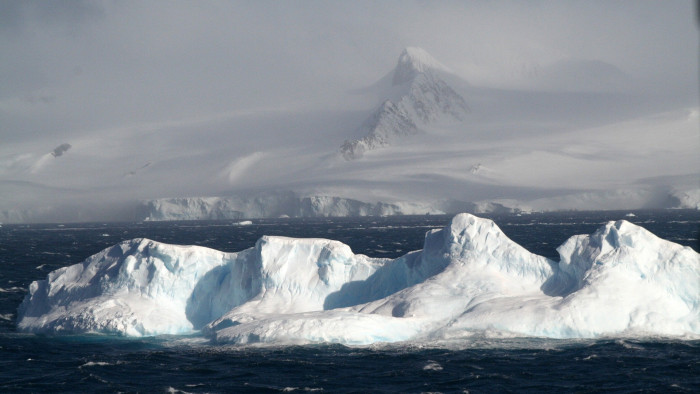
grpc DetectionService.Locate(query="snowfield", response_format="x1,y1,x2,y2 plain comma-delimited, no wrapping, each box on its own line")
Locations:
17,213,699,344
1,47,697,223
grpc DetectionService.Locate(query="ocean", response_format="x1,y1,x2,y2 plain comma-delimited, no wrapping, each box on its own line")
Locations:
1,211,698,392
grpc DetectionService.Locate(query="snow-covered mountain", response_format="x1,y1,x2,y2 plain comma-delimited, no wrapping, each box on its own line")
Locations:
340,47,469,160
1,46,697,223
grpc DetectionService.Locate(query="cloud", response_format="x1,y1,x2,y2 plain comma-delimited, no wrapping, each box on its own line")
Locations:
29,153,52,174
1,1,696,136
26,143,71,174
221,152,267,184
0,1,697,221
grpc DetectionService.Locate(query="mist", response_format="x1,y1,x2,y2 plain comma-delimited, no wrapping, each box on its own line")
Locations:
1,0,698,222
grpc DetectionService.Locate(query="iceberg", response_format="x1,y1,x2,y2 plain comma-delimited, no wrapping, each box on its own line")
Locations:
17,214,699,344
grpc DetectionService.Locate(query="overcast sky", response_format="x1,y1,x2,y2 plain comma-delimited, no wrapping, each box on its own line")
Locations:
0,1,698,221
1,0,697,144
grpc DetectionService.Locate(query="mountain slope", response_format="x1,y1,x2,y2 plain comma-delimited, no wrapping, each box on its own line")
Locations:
340,48,469,160
1,45,697,223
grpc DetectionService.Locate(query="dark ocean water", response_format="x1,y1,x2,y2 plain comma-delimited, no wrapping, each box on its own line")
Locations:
1,211,698,393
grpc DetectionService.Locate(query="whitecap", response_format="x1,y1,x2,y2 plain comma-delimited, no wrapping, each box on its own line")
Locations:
615,340,645,350
80,361,113,368
166,387,194,394
423,361,443,371
0,286,24,293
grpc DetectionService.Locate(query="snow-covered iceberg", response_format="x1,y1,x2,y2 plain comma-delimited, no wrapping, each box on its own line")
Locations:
17,214,699,344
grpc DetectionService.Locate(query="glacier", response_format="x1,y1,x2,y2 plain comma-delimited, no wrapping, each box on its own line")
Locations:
17,214,699,344
141,193,444,221
139,188,697,223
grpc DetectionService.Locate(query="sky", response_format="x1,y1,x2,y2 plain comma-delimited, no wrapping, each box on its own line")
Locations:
0,0,698,221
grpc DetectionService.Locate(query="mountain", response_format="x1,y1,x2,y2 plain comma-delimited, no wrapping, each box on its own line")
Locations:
1,45,697,224
340,47,469,160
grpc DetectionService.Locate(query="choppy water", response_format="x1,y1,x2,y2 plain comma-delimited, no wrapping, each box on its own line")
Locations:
1,211,698,392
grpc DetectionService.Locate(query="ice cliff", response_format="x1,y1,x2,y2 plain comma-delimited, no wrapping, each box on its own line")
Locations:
17,214,699,344
142,193,443,221
340,47,469,160
140,190,700,223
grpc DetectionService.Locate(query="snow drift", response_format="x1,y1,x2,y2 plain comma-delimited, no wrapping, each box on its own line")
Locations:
17,214,699,344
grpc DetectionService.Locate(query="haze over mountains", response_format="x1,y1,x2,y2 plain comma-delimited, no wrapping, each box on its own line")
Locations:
340,47,469,160
1,2,698,223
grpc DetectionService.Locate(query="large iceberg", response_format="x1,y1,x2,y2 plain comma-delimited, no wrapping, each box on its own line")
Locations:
17,214,699,344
